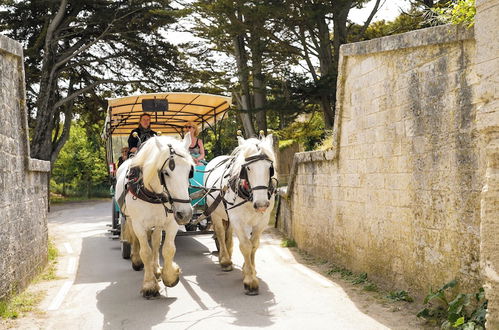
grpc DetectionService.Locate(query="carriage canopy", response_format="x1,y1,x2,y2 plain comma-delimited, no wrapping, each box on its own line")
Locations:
103,92,232,138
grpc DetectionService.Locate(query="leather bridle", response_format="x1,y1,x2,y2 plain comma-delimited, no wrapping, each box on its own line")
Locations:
157,144,194,205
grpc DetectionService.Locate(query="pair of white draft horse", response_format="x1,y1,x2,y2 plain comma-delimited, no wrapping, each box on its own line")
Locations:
116,132,276,297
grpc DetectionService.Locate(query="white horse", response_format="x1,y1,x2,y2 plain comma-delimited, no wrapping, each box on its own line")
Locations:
115,134,194,298
204,134,276,295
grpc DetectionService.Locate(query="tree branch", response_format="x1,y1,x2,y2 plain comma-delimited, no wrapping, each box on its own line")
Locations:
52,79,152,110
54,8,142,70
358,0,383,37
45,0,68,49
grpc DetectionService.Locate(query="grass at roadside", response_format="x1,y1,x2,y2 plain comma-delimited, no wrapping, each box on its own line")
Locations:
0,239,60,320
34,239,60,282
0,290,45,319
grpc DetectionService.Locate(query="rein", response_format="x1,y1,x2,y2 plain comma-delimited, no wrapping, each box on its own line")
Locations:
125,144,192,215
183,148,278,226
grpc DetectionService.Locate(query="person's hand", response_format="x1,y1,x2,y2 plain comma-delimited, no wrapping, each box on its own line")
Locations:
130,147,137,153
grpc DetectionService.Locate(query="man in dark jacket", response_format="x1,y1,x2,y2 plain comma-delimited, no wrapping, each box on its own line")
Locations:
128,113,157,153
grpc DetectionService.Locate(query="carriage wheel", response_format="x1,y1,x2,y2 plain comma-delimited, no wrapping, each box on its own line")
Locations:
121,241,131,259
112,198,119,230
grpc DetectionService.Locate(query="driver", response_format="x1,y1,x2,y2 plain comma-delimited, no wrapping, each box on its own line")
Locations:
128,113,157,154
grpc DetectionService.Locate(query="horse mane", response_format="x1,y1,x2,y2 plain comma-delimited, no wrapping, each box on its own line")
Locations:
130,135,193,185
229,137,276,179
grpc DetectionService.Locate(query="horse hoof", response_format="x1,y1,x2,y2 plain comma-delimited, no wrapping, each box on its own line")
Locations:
221,263,233,272
164,276,180,288
132,262,144,271
244,283,259,296
142,289,160,299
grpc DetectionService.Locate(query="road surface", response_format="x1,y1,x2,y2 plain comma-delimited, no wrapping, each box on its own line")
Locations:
6,201,426,329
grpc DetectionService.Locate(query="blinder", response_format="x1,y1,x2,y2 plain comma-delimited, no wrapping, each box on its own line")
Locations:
239,164,274,181
157,144,194,203
237,153,276,200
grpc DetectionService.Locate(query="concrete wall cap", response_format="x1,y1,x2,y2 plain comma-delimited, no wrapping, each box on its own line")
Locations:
340,24,474,57
0,34,23,57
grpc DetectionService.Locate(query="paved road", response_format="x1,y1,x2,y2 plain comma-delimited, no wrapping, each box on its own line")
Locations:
12,201,424,330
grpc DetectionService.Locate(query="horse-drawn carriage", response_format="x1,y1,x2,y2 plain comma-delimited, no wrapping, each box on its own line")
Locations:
103,92,232,257
102,92,278,297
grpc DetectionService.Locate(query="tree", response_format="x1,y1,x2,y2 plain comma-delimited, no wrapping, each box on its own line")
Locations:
190,0,293,137
269,0,381,129
51,122,108,198
0,0,181,164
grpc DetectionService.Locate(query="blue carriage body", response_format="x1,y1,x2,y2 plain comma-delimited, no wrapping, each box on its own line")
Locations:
189,165,206,206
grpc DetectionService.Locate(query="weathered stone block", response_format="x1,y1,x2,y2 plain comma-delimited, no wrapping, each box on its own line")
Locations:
0,37,49,299
279,23,486,303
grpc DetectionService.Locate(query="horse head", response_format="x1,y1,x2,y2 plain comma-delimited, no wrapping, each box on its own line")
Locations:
235,134,276,213
159,133,194,224
133,134,194,225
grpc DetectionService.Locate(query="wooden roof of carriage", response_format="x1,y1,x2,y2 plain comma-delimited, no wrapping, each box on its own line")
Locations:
103,92,232,138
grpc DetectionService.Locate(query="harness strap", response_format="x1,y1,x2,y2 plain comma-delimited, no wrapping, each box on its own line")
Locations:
187,186,228,225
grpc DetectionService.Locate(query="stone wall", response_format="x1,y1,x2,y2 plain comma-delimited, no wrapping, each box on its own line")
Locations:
278,24,485,298
277,142,301,185
0,35,50,299
475,0,499,327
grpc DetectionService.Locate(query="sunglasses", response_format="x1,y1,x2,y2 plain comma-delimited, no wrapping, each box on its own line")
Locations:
185,126,193,128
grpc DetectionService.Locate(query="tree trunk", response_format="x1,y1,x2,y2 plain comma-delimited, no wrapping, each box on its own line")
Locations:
233,34,255,138
317,13,335,129
329,1,353,129
30,0,68,161
249,31,267,134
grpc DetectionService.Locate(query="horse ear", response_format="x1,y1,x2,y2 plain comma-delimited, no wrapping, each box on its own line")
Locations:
237,136,245,146
183,132,192,150
154,136,164,151
265,133,273,147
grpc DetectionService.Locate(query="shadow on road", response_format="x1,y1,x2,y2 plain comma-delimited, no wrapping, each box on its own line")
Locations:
74,228,275,329
75,235,175,330
174,234,276,328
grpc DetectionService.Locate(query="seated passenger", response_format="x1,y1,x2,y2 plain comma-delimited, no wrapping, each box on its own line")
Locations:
117,147,129,167
185,122,206,165
128,113,157,154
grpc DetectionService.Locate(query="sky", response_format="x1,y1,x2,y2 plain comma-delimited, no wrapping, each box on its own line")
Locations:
349,0,412,24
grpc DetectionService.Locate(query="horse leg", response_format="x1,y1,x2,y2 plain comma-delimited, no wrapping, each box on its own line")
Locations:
124,218,143,271
213,216,232,271
151,228,162,279
225,220,234,260
234,225,259,295
161,220,181,287
133,224,160,298
249,227,264,279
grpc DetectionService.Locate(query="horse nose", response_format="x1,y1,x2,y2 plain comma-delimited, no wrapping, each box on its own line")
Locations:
253,201,270,212
174,209,192,225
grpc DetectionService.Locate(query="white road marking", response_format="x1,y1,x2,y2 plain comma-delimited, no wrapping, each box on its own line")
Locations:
67,257,77,275
47,280,73,311
64,242,73,254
